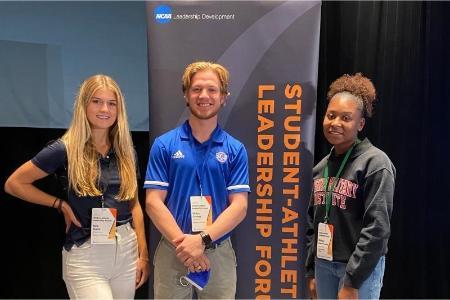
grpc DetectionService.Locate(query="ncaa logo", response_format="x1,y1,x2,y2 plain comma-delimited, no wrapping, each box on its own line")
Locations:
154,5,172,24
216,152,228,163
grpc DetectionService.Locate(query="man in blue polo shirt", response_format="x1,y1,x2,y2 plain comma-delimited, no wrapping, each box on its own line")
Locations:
144,61,250,299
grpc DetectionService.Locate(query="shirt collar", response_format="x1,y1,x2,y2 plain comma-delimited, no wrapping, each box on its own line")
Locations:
180,120,225,144
98,146,115,162
328,137,372,160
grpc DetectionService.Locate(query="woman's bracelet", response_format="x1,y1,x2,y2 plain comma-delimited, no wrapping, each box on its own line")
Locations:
139,257,149,262
52,197,59,208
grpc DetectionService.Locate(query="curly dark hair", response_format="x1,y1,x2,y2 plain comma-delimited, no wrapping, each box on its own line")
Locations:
327,73,377,117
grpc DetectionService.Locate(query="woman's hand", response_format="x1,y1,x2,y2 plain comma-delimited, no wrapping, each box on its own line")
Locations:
60,200,81,233
135,257,149,289
129,197,149,289
338,285,358,299
307,277,317,299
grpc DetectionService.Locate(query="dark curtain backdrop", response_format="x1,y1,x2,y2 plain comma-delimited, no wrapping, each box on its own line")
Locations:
1,1,449,299
316,1,450,298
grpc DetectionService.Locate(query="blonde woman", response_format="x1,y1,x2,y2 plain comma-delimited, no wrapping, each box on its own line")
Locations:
5,75,149,299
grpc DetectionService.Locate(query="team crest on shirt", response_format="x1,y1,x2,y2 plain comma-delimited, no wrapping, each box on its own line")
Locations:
215,152,228,163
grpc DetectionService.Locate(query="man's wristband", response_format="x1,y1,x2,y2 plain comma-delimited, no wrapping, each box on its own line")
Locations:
199,231,213,249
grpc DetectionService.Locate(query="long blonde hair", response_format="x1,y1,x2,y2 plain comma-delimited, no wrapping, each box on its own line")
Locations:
61,74,137,200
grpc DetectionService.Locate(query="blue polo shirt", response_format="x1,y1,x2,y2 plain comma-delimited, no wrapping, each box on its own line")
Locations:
31,139,133,250
144,121,250,242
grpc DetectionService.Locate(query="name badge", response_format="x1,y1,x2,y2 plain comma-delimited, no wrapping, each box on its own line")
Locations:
317,222,334,261
91,208,117,244
190,196,212,232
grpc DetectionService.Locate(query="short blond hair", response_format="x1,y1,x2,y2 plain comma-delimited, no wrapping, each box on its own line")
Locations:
182,61,229,95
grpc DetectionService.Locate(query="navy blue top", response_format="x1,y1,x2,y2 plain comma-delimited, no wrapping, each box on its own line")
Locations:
144,121,250,244
31,139,133,251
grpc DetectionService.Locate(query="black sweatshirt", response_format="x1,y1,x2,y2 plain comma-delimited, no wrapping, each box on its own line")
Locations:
305,138,396,289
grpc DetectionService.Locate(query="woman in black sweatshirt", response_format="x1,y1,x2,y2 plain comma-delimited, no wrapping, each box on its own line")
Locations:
306,73,396,299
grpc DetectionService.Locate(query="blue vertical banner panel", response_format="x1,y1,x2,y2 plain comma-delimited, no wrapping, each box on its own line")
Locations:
146,1,321,298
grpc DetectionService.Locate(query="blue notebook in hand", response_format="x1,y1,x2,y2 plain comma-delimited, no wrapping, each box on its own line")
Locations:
182,270,211,291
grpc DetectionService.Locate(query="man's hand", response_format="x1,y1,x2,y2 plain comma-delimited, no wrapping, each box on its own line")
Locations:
186,254,211,273
173,234,205,265
338,285,358,299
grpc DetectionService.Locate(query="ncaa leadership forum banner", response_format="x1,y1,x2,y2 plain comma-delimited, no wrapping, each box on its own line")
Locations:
146,1,320,298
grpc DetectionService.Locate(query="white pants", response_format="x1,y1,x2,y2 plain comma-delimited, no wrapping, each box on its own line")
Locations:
62,223,138,300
